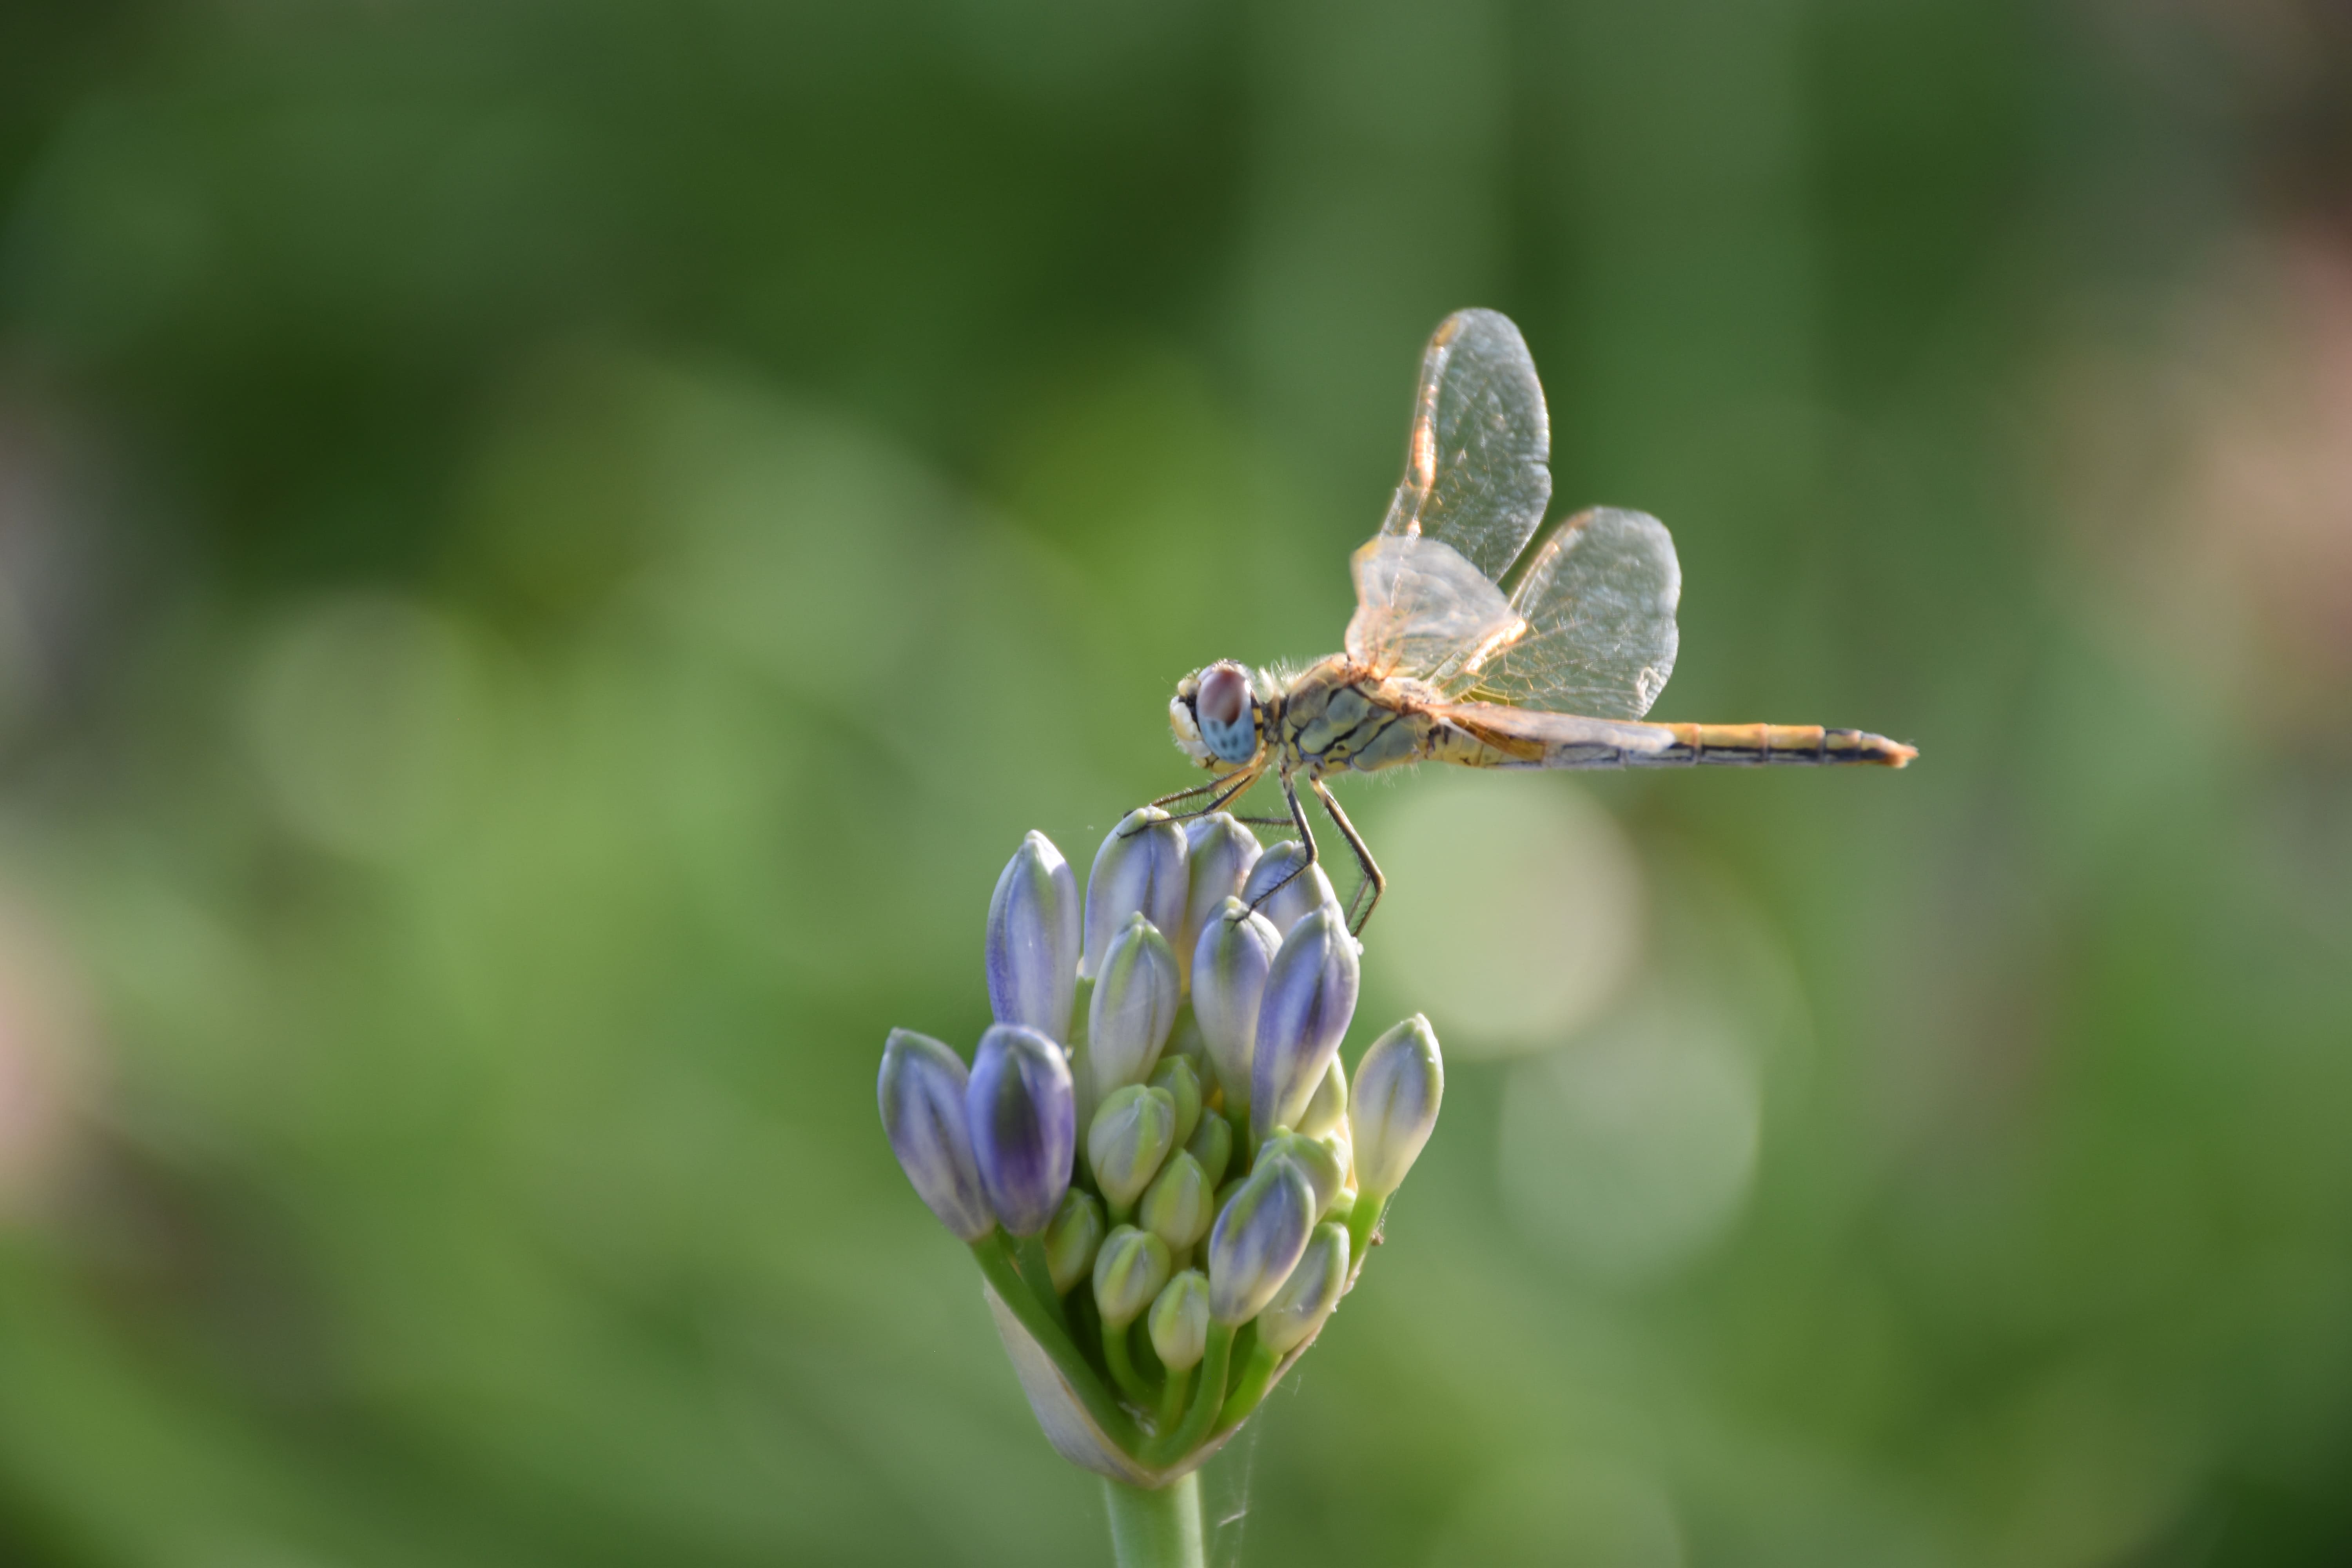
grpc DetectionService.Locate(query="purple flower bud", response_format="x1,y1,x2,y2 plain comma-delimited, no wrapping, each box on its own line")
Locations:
986,831,1080,1042
1250,906,1361,1147
1082,809,1189,980
877,1029,994,1241
1350,1014,1443,1197
1256,1221,1348,1355
1084,913,1180,1115
966,1023,1076,1237
1192,897,1279,1123
1241,841,1339,937
1207,1154,1316,1324
1180,815,1261,971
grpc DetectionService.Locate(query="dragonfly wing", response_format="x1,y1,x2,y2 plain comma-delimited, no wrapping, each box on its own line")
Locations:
1379,309,1552,584
1345,534,1526,691
1473,507,1681,720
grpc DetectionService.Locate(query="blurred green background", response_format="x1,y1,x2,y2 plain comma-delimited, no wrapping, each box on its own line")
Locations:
2,1,2350,1564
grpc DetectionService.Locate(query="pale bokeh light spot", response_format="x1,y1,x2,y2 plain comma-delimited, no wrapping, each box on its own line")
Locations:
241,594,486,860
1371,770,1642,1057
1501,994,1761,1286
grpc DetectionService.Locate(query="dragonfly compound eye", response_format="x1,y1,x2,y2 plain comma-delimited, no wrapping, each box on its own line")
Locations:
1194,662,1259,764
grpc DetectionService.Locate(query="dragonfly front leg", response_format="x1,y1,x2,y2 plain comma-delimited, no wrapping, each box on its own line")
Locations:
1310,777,1384,936
1132,765,1264,833
1239,773,1321,921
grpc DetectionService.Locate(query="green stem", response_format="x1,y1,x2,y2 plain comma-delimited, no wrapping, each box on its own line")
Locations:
1345,1189,1389,1272
969,1236,1143,1453
1143,1322,1233,1468
1102,1316,1154,1408
1103,1472,1203,1568
1157,1365,1195,1431
1218,1341,1279,1429
1015,1234,1070,1336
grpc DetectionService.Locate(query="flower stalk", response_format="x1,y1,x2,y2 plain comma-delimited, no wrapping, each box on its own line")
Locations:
882,818,1446,1561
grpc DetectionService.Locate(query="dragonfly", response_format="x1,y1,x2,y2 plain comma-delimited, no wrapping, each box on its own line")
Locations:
1156,307,1916,935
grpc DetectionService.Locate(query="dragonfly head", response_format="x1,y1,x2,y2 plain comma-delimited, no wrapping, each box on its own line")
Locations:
1171,661,1265,768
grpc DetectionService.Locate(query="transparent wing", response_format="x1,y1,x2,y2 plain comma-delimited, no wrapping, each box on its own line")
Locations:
1344,534,1526,691
1470,508,1681,720
1379,309,1553,584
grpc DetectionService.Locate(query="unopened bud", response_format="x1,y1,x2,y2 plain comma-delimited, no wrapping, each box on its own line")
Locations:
1185,1111,1234,1190
1260,1129,1346,1220
1148,1055,1203,1149
1241,841,1339,937
1082,809,1188,980
877,1029,994,1241
1085,913,1180,1115
1192,898,1279,1123
1250,906,1361,1147
1256,1221,1348,1355
985,831,1081,1042
966,1024,1076,1237
1207,1155,1316,1324
1298,1054,1347,1140
1093,1225,1173,1328
1350,1014,1444,1197
1042,1188,1105,1296
1148,1270,1211,1372
1181,815,1262,967
1137,1149,1213,1251
1087,1084,1178,1216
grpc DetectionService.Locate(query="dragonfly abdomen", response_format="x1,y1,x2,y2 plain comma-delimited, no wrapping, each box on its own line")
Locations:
1426,704,1915,771
1641,722,1917,768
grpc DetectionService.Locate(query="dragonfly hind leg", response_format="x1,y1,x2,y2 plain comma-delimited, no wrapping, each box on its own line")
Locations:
1310,777,1385,936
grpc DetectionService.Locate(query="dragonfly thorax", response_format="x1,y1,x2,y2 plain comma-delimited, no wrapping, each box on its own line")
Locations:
1170,661,1267,768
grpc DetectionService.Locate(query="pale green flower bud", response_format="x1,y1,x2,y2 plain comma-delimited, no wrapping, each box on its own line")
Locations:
1191,897,1278,1123
1207,1154,1315,1324
1136,1149,1213,1251
1148,1054,1203,1150
1082,809,1188,980
1256,1221,1349,1355
877,1029,994,1241
1147,1270,1211,1373
1349,1013,1444,1197
986,831,1081,1042
1185,1111,1233,1190
1093,1224,1173,1329
1084,913,1180,1116
1241,840,1340,937
1250,906,1361,1147
1260,1129,1346,1220
1087,1084,1178,1217
1180,814,1261,969
1042,1188,1106,1296
1297,1053,1347,1140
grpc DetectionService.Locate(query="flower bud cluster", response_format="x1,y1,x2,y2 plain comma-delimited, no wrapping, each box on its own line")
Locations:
877,812,1445,1483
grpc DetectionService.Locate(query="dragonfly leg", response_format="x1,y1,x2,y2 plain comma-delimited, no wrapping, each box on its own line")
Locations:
1131,767,1262,834
1309,777,1384,936
1240,774,1320,921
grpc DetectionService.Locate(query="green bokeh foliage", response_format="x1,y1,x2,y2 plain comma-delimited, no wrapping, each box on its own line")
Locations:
0,1,2348,1564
